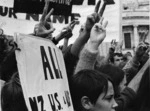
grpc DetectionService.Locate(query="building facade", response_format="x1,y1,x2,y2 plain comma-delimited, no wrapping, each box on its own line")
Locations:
122,0,150,52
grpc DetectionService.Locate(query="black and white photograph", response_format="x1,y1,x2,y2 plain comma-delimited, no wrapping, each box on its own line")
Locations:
0,0,150,111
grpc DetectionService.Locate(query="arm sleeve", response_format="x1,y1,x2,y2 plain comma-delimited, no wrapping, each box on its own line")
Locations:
63,44,79,79
74,44,98,74
123,59,140,84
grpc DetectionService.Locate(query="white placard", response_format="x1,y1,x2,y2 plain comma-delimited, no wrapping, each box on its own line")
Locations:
15,33,74,111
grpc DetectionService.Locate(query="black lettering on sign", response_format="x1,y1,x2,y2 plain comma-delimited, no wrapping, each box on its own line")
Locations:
52,14,81,24
0,6,17,18
53,49,63,79
40,46,54,80
71,13,80,24
0,6,8,16
63,96,66,104
48,47,62,79
48,94,56,111
53,15,68,24
64,91,71,107
9,8,17,18
54,93,62,110
0,6,80,25
29,97,38,111
26,14,39,21
48,93,62,111
29,96,46,111
72,0,96,5
50,13,81,24
49,0,71,5
40,46,63,80
37,96,46,111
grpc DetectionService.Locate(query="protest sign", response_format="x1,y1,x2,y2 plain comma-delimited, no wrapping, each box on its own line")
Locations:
14,0,72,15
15,33,74,111
0,0,121,44
72,0,95,5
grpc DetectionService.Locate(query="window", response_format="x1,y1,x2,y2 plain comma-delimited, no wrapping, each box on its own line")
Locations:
124,33,131,48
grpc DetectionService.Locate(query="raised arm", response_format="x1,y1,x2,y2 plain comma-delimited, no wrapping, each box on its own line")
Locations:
71,0,102,57
74,18,108,74
127,58,149,92
123,42,149,84
97,39,116,66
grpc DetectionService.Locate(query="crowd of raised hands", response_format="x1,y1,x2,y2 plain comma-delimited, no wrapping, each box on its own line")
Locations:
0,0,150,111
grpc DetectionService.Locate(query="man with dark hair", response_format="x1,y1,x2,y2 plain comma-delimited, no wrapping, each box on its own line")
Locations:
110,53,124,67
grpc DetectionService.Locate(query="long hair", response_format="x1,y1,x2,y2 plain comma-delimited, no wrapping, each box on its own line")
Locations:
0,51,17,81
1,72,28,111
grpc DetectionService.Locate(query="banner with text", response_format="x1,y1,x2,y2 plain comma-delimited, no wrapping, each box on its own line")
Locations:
14,0,72,15
15,33,74,111
0,0,120,43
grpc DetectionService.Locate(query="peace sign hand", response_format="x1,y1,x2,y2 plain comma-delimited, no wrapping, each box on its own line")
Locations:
115,40,123,53
85,0,102,31
88,17,108,51
34,1,55,38
135,42,148,59
109,39,117,54
61,20,77,39
61,20,77,33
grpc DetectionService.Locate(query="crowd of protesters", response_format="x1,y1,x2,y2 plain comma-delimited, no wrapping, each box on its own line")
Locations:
0,1,150,111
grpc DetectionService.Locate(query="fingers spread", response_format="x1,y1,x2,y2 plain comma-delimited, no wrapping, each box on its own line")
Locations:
99,2,107,17
94,23,105,32
146,46,150,54
70,21,77,30
99,17,104,24
94,0,101,13
69,20,77,30
103,20,108,28
46,8,54,21
70,20,76,25
40,1,50,22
